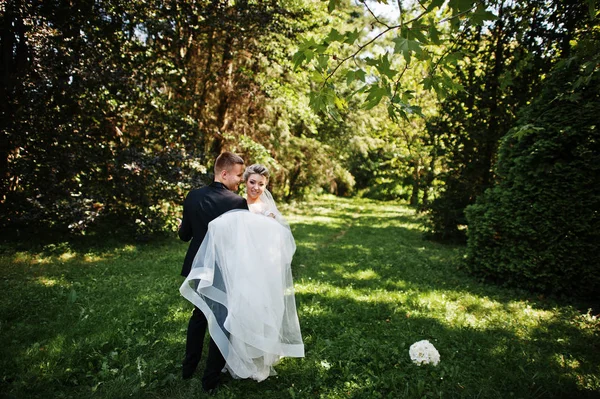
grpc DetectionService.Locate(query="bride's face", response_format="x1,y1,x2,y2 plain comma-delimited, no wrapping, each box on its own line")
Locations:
246,173,267,201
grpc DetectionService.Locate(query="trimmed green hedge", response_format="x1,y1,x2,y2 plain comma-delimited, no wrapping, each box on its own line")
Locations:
465,40,600,297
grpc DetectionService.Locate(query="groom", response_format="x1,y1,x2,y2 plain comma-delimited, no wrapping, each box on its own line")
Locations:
178,151,248,391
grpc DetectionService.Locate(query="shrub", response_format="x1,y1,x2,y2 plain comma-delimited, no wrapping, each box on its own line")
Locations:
465,38,600,297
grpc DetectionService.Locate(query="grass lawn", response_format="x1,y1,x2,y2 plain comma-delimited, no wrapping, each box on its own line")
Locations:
1,196,599,398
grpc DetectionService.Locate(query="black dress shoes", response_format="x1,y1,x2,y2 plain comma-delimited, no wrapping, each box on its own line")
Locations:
201,377,221,393
182,364,196,380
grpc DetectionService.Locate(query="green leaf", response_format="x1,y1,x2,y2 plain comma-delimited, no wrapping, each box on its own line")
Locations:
292,50,306,70
588,0,597,19
401,90,415,103
327,0,342,13
422,76,433,91
309,90,326,112
445,51,464,66
375,55,397,80
500,70,513,91
344,30,360,45
421,75,447,98
363,84,388,110
470,5,497,26
407,21,428,44
325,28,346,44
304,49,315,64
426,0,446,12
317,54,329,70
428,23,442,46
311,70,325,83
346,70,355,86
355,69,366,82
387,104,401,121
334,95,348,111
450,0,476,13
392,37,422,64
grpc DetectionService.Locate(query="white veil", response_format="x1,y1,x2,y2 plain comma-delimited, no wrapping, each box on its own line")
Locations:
179,208,304,382
260,189,290,230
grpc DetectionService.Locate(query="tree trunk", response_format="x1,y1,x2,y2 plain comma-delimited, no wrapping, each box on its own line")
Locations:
210,34,234,158
410,159,420,206
0,0,28,203
481,2,505,189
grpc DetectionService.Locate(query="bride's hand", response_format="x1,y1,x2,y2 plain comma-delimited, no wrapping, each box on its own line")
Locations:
263,210,275,218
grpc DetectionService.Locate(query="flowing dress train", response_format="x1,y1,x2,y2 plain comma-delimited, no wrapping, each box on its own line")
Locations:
179,209,304,381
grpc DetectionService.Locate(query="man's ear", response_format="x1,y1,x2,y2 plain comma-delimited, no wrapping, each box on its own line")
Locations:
219,169,228,180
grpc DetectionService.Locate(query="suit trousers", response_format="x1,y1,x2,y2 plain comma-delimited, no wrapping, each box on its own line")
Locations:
183,306,226,389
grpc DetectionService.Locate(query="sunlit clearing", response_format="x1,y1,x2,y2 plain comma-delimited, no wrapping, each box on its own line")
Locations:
300,303,328,316
168,304,192,323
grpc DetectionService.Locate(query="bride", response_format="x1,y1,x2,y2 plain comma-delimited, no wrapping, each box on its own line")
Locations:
179,164,304,382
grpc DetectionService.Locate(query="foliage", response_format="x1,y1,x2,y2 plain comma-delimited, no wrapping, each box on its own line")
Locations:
0,0,333,236
2,0,598,245
464,32,600,297
424,0,594,242
293,0,499,121
1,197,599,398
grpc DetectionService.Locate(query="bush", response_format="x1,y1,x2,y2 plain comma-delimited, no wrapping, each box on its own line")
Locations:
465,38,600,297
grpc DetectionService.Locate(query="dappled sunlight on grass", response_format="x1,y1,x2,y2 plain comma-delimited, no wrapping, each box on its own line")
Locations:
122,244,137,252
408,290,559,334
1,196,599,398
286,197,600,397
58,251,77,261
165,304,192,324
343,268,379,281
35,276,71,288
296,275,562,336
82,253,106,263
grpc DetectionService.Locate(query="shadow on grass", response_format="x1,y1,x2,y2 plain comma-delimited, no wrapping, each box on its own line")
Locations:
291,215,599,314
2,197,599,399
290,289,600,398
0,235,191,399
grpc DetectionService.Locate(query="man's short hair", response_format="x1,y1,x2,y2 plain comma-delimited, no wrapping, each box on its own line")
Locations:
214,152,244,174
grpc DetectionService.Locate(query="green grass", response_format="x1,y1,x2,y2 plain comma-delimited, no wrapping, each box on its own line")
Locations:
1,196,599,398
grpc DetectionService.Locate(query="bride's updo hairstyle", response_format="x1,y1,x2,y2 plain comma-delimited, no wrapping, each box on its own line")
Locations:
243,164,270,182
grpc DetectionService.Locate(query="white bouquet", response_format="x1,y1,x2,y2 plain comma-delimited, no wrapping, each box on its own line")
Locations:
409,340,440,366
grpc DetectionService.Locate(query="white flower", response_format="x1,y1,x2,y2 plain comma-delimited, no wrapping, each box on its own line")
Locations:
409,340,440,366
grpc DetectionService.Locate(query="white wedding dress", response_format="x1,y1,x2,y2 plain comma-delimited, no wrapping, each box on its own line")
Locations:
179,191,304,382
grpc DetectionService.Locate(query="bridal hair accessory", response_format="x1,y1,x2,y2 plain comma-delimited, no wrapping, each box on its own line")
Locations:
409,340,440,366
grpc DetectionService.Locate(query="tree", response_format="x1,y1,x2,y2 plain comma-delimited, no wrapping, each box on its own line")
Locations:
293,0,498,121
464,26,600,296
424,0,593,242
0,0,320,236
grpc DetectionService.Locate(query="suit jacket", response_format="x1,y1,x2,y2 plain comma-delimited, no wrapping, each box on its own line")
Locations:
179,181,248,277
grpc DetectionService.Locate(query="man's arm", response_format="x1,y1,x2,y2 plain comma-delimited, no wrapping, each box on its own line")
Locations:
237,197,249,211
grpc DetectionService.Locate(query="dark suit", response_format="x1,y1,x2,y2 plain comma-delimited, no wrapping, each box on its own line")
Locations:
178,181,247,389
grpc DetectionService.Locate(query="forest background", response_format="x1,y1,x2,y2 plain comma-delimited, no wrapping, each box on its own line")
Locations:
1,0,599,297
